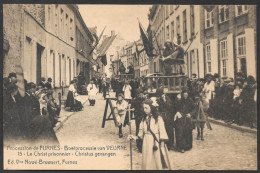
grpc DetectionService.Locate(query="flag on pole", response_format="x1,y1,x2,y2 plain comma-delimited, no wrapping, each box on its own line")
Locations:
138,20,154,57
100,54,107,66
88,26,106,56
202,5,216,12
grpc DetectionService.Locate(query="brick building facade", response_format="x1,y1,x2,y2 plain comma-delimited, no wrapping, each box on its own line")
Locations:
200,5,257,79
3,4,96,90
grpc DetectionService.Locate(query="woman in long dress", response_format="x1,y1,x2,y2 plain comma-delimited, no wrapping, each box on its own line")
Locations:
174,89,195,153
66,80,83,111
129,99,171,170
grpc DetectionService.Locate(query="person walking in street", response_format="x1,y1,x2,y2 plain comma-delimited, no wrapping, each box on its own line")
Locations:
131,88,146,152
113,93,128,138
87,79,98,106
102,80,110,99
174,88,195,153
156,88,175,150
128,99,171,170
122,80,132,100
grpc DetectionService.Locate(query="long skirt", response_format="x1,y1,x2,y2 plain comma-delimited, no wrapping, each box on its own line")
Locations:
174,115,193,151
142,134,171,170
66,91,75,108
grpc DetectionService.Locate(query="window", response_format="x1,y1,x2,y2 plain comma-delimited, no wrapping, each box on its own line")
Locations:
205,10,214,29
237,35,246,57
220,40,228,76
236,5,248,16
190,5,195,36
176,16,181,42
205,44,211,73
219,5,229,23
166,25,170,40
171,21,174,41
183,10,187,42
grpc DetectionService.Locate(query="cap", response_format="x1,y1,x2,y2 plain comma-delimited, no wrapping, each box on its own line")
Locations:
8,72,17,78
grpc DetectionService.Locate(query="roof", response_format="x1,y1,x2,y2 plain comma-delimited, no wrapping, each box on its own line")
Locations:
97,35,117,57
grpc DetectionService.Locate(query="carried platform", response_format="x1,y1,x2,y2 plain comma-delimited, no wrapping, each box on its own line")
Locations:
144,74,188,95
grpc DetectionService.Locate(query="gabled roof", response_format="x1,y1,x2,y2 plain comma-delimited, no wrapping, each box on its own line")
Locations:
97,35,117,57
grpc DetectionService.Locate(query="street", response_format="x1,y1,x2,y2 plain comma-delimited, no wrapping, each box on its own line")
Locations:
56,93,257,170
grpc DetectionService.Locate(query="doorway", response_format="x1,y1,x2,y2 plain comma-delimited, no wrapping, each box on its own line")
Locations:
36,44,44,85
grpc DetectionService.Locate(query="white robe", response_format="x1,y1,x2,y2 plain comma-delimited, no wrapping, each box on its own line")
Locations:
122,85,132,99
87,84,98,100
203,81,215,103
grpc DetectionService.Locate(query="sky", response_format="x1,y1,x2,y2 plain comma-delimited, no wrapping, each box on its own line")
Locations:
78,5,151,42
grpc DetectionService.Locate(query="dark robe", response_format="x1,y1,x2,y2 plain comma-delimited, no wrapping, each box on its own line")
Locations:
3,94,23,142
131,96,145,152
174,97,195,151
240,85,256,126
157,95,175,149
45,82,52,90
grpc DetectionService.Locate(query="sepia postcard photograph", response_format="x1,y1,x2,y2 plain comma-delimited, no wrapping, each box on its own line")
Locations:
2,2,258,170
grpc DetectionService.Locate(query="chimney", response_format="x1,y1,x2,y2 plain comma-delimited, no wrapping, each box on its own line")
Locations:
111,30,115,36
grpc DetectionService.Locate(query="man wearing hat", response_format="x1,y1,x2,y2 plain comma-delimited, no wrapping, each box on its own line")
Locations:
8,72,18,84
45,78,53,90
3,83,22,143
131,88,146,152
156,87,175,150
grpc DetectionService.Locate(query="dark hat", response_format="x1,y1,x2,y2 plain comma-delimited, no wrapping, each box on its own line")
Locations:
156,88,164,96
247,75,256,85
8,72,17,78
26,82,36,90
48,78,52,82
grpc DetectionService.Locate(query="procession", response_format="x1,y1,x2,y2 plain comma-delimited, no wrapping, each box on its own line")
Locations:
3,4,257,170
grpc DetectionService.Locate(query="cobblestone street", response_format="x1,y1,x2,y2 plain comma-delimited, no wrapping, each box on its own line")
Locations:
56,93,257,170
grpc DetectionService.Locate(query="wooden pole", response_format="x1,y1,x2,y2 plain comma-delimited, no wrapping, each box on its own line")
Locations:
128,104,133,170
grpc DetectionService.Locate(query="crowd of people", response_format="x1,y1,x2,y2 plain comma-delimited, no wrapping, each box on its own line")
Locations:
101,72,257,170
3,74,60,145
3,70,257,169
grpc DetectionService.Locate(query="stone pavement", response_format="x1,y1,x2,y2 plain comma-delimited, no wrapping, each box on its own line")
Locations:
54,95,89,132
55,92,257,170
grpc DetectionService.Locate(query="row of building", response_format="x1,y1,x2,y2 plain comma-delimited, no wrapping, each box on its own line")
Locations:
148,5,256,79
96,5,256,81
3,4,98,93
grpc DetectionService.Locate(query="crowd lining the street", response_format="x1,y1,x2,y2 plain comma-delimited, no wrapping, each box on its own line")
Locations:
3,70,257,170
